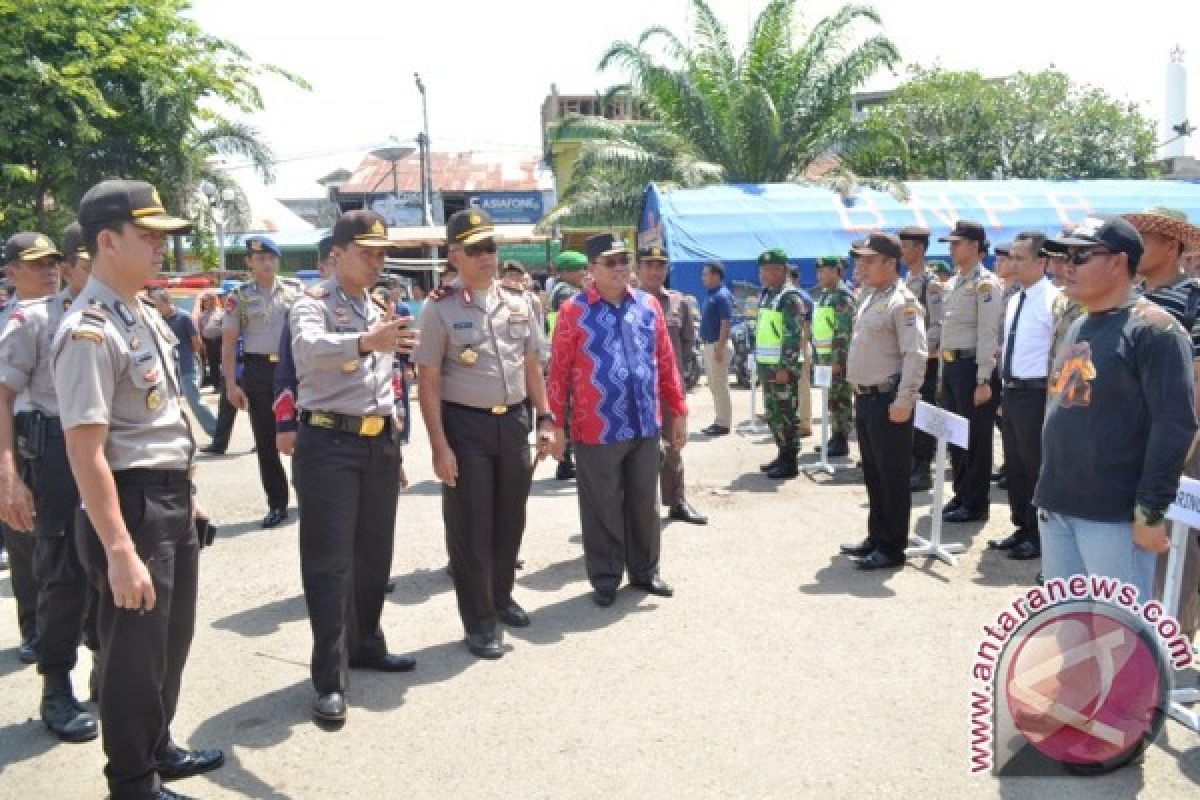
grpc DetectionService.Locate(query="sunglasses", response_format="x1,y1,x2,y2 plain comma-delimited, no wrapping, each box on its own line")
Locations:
1068,248,1113,266
599,253,631,268
463,240,497,257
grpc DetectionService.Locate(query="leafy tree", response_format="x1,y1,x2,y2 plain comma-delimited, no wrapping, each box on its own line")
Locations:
547,0,899,227
841,66,1159,180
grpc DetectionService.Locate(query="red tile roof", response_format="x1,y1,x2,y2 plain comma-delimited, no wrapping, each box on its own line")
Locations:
338,150,552,195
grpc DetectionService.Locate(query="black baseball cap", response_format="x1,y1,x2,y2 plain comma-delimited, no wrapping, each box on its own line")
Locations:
331,210,392,248
585,233,629,261
897,225,931,242
61,222,88,261
938,220,988,244
850,232,903,260
637,244,668,262
446,209,496,246
78,179,192,233
317,235,334,262
994,242,1012,257
1044,215,1144,268
4,232,61,264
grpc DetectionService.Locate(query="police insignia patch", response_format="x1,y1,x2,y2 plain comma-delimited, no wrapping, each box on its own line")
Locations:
371,220,385,235
146,388,163,411
71,329,103,344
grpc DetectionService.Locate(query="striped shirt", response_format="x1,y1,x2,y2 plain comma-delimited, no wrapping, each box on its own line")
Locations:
1142,275,1200,360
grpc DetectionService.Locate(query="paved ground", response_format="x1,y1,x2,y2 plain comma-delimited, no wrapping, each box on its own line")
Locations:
1,383,1198,798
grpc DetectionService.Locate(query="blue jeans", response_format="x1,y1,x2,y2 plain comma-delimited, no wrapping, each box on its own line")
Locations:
1038,509,1157,601
181,369,218,437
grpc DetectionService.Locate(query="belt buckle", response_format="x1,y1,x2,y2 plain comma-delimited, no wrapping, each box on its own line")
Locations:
942,350,955,363
310,412,334,429
359,416,385,436
269,354,280,363
490,405,507,415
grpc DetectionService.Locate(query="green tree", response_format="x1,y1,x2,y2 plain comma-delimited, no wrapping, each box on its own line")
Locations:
841,66,1159,180
0,0,303,238
547,0,899,228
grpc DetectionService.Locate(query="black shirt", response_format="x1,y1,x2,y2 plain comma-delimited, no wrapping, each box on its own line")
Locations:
1035,294,1197,520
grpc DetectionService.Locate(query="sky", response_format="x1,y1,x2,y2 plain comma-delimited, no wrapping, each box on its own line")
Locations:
187,0,1200,197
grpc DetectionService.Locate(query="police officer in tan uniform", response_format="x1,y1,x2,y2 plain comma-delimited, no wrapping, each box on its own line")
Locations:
634,245,706,525
937,220,1004,523
290,210,417,728
53,179,224,800
0,230,101,742
898,225,944,491
414,208,555,660
220,235,294,528
839,233,927,569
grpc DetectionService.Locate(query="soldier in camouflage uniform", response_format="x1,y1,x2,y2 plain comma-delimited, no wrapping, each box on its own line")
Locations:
811,256,855,457
755,249,808,479
546,250,587,480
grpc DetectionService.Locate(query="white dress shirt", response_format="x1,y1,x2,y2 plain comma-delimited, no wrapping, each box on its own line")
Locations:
1000,277,1058,380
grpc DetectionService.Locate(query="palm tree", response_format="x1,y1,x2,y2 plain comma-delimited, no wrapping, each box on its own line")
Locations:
547,0,899,227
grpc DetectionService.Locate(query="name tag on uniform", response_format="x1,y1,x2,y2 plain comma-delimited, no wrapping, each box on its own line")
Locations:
452,321,473,330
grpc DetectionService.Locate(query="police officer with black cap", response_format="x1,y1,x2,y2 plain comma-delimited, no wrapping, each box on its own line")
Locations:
414,208,554,660
220,235,295,528
898,225,944,491
0,229,99,742
290,211,417,727
54,179,224,800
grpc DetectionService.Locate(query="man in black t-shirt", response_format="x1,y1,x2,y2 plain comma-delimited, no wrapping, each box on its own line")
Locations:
148,287,218,436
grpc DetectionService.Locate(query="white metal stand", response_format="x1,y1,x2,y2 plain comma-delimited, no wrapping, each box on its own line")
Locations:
804,385,835,476
905,435,966,566
1161,516,1200,732
737,355,768,434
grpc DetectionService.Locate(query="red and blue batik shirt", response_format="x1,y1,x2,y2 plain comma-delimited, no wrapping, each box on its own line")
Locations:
547,285,687,445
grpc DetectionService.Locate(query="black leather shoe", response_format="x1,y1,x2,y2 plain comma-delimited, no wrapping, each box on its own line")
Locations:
759,454,783,472
198,444,225,455
766,459,798,479
348,653,416,672
909,471,932,492
466,633,503,659
0,545,8,570
555,460,576,480
1008,541,1041,561
987,533,1022,551
261,508,288,529
840,538,874,558
312,692,346,725
156,744,225,782
992,466,1006,482
703,424,730,436
668,502,708,525
631,576,674,597
593,588,617,607
18,637,36,664
497,602,530,628
943,507,988,523
152,788,196,800
856,550,905,571
41,681,98,743
942,498,963,516
822,433,849,458
996,475,1008,490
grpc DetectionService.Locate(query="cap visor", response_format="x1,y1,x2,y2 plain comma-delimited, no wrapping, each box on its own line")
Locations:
134,215,193,234
1046,235,1099,249
599,246,629,258
352,237,394,248
460,229,496,246
20,246,62,260
850,247,880,257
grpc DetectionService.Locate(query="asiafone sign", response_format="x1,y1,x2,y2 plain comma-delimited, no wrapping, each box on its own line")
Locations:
468,192,546,224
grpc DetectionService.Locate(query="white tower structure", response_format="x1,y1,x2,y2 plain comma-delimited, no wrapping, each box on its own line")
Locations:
1165,46,1189,159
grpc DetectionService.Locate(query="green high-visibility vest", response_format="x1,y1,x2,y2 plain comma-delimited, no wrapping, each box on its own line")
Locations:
755,288,797,365
547,311,559,336
812,304,836,356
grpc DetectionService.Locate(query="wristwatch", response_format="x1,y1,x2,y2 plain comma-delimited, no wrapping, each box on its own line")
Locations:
1134,505,1166,526
536,412,554,427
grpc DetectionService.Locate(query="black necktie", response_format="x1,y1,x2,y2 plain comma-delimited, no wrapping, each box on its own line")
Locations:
1002,290,1026,382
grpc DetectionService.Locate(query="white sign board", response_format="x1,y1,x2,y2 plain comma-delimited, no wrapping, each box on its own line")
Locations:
914,401,969,449
812,365,833,389
1167,477,1200,528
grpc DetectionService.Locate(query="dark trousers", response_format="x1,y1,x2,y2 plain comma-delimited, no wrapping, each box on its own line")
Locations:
1000,387,1046,545
441,404,531,636
77,471,196,800
941,358,998,513
856,393,914,559
912,357,939,468
295,423,398,694
3,522,37,641
242,357,289,512
659,407,685,507
209,376,238,451
575,436,662,592
30,431,90,675
202,337,222,387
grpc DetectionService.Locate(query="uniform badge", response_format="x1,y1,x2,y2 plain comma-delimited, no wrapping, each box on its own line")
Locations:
146,388,163,411
460,347,479,366
342,359,359,373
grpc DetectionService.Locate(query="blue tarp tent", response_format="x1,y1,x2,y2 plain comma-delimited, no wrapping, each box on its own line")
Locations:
637,180,1200,301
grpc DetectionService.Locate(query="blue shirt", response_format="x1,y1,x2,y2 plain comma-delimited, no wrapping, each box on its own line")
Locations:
163,310,198,375
700,285,734,343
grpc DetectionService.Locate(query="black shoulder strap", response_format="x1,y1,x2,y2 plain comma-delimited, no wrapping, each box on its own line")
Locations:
1185,280,1200,334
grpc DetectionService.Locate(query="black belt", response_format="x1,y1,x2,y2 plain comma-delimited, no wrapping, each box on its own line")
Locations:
241,352,279,364
852,382,896,396
113,468,192,488
300,410,392,437
15,411,64,438
1003,378,1048,390
445,401,524,417
941,348,976,362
